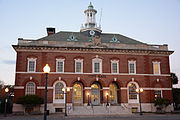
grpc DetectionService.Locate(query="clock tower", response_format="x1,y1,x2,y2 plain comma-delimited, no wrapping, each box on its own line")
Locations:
80,2,102,36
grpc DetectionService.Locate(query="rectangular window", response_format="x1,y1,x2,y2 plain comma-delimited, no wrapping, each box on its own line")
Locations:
56,59,64,73
153,62,161,75
92,58,102,73
75,59,83,73
128,61,136,74
27,58,36,72
94,62,100,73
111,60,119,74
154,90,162,99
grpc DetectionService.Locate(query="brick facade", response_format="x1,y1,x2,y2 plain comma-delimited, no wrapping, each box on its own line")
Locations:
12,3,174,114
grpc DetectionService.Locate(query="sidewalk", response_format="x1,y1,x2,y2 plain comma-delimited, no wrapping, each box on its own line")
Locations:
0,113,180,120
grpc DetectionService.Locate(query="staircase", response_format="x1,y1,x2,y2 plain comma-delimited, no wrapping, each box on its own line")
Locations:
68,104,131,115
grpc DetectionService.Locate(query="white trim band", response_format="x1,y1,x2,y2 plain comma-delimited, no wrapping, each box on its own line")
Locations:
14,86,24,89
37,86,53,89
15,72,170,77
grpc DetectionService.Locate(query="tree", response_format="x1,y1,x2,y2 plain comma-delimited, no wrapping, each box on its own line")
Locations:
172,88,180,109
171,73,178,85
0,80,4,97
0,84,14,114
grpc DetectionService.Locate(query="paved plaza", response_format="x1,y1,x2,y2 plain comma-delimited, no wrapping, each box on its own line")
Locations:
0,113,180,120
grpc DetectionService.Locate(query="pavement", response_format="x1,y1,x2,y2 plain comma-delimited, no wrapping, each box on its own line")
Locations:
0,113,180,120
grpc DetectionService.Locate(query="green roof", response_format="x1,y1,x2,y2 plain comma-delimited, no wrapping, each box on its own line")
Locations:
38,31,146,45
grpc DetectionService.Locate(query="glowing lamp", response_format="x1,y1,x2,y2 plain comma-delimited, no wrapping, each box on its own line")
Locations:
43,64,50,73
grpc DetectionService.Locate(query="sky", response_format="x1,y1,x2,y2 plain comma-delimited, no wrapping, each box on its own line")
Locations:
0,0,180,88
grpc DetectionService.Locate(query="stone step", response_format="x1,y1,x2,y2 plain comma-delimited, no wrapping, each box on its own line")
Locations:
68,105,132,115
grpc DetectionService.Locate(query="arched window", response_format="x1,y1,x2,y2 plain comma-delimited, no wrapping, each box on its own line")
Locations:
73,83,83,104
110,83,118,104
25,82,35,95
128,82,139,103
55,82,64,99
53,81,66,103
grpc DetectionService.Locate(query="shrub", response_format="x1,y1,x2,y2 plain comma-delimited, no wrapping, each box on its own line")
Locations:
154,98,171,107
16,95,43,106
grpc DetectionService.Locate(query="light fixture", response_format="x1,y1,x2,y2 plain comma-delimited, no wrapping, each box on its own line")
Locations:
43,64,50,73
5,88,9,93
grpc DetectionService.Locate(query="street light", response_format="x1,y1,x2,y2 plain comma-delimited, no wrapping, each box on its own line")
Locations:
43,64,50,120
87,92,90,106
136,88,143,115
106,92,109,106
4,87,9,117
62,87,70,116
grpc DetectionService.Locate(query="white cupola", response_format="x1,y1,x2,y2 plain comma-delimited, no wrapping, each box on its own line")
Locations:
80,2,102,33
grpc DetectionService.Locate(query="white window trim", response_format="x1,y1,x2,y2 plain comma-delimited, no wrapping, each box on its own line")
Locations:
111,60,119,74
128,60,136,74
53,80,66,103
25,82,36,95
152,61,161,75
92,58,102,74
56,58,65,73
127,81,139,103
27,58,37,72
75,59,83,73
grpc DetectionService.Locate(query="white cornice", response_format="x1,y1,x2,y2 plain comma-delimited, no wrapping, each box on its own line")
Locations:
13,46,172,56
15,71,170,77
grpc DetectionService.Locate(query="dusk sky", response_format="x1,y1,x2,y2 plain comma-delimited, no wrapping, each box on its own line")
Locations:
0,0,180,88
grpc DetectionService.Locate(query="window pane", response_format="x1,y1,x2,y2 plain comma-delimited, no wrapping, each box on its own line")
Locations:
153,63,160,74
26,82,35,95
112,63,118,73
55,82,64,99
129,63,135,73
76,62,82,72
57,61,63,72
129,83,137,99
29,61,35,72
94,63,100,73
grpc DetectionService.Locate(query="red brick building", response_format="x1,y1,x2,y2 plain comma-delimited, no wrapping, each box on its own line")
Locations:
12,3,174,114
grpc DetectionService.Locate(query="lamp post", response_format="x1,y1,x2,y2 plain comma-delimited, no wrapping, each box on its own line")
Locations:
4,88,9,117
62,87,70,116
87,92,90,106
43,64,50,120
136,88,143,115
106,92,109,106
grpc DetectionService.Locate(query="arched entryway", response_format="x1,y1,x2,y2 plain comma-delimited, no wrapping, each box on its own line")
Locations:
72,82,83,105
91,83,101,105
109,82,118,104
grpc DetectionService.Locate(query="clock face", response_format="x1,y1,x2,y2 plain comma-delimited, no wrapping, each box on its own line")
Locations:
89,30,95,36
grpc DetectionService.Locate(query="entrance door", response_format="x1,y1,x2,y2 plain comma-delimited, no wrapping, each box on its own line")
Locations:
73,83,83,105
91,84,100,105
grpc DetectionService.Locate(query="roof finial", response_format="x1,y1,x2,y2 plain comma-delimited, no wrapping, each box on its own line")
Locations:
88,2,94,9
